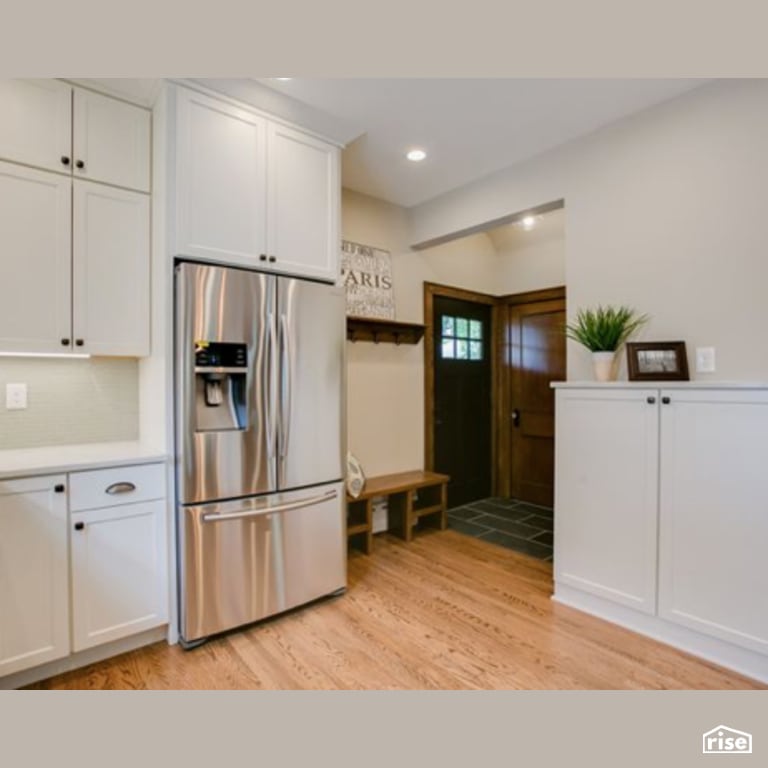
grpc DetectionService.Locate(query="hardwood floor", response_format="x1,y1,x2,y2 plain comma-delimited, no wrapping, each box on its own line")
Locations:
28,530,765,690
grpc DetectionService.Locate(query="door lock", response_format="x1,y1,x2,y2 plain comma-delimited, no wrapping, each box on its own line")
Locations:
511,408,520,427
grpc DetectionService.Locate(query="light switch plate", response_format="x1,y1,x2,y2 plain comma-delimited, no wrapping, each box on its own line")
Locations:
696,347,716,373
6,382,27,410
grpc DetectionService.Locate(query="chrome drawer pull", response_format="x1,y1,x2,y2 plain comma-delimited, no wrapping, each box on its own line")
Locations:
106,481,137,495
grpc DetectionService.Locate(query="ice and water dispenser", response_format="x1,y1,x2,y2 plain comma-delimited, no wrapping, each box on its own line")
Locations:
193,341,248,432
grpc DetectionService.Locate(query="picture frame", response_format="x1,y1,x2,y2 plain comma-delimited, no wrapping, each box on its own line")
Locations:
626,341,690,381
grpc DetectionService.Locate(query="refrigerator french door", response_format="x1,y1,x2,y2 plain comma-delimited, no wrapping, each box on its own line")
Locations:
175,261,346,646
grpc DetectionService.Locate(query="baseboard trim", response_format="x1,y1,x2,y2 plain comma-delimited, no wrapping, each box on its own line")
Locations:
553,584,768,685
0,626,168,690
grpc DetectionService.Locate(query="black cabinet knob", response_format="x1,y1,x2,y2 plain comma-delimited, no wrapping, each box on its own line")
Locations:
61,338,70,346
54,484,65,493
74,522,85,531
259,254,267,261
662,396,671,405
61,156,70,166
75,160,85,170
647,396,656,404
268,255,277,263
75,339,84,347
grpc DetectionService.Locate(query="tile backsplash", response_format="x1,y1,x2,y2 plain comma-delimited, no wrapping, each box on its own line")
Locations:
0,358,138,450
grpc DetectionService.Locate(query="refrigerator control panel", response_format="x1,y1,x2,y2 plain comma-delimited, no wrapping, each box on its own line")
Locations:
194,341,247,369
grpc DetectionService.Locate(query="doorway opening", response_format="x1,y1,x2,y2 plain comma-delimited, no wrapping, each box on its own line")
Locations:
422,205,566,561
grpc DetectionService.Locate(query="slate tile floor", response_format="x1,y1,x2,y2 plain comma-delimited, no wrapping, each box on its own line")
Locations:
447,497,553,561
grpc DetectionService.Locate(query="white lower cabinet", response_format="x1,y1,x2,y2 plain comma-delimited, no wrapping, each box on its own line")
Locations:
658,389,768,654
71,499,167,651
0,475,69,676
554,388,659,613
554,385,768,678
0,462,168,681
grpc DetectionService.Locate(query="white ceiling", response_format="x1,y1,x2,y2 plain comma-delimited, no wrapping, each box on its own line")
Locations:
256,78,708,208
76,78,709,209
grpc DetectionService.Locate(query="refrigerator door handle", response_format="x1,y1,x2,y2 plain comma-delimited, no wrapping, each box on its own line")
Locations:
279,313,291,459
265,311,278,459
200,489,338,523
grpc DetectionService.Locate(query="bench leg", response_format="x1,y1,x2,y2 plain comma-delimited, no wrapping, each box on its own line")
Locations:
440,482,448,530
365,498,373,554
387,491,410,542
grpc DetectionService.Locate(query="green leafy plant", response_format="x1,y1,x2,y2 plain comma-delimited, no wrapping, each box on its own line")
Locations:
565,305,648,352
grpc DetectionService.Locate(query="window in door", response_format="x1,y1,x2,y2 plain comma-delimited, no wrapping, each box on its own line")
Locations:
440,315,484,361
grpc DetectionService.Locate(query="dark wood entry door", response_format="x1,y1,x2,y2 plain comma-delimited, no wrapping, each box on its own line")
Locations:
433,296,492,508
507,296,566,507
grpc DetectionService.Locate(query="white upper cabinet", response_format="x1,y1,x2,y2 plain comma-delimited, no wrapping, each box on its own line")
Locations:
173,85,340,282
554,387,660,614
0,475,69,677
0,80,151,357
0,162,72,354
0,80,150,192
174,87,268,264
267,122,340,282
73,180,150,356
0,166,149,356
73,88,151,192
658,389,768,654
0,79,72,174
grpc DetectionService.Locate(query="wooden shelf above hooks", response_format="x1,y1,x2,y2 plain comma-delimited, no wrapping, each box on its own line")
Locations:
346,316,426,345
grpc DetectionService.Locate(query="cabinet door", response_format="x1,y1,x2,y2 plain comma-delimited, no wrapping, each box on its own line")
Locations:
174,87,267,266
72,180,150,356
0,475,69,676
73,88,150,192
658,389,768,654
267,122,340,282
554,388,659,613
0,79,72,174
0,162,72,353
71,500,168,652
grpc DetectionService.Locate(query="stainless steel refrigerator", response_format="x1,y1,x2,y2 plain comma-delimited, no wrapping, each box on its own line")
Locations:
174,261,346,647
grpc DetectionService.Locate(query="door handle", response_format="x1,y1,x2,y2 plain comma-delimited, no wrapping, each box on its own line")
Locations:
265,311,278,459
511,408,520,427
201,489,338,523
278,314,291,459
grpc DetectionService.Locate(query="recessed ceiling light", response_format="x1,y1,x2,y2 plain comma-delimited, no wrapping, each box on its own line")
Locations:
520,215,537,230
406,149,427,162
273,78,292,81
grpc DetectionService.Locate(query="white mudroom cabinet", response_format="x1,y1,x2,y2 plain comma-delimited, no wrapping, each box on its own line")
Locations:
553,383,768,682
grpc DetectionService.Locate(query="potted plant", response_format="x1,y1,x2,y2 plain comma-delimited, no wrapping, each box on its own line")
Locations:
565,305,649,381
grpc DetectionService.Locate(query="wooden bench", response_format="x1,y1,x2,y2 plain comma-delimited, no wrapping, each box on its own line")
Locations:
346,470,450,554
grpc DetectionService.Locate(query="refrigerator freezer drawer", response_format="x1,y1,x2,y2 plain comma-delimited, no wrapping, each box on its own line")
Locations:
179,481,345,643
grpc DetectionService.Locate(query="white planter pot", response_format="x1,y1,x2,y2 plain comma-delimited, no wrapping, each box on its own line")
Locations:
592,351,617,382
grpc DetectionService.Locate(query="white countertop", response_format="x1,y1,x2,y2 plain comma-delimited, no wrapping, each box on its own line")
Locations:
551,381,768,390
0,441,169,480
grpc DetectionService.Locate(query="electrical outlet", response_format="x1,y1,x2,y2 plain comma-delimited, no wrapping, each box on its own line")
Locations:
696,347,716,373
6,382,27,410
